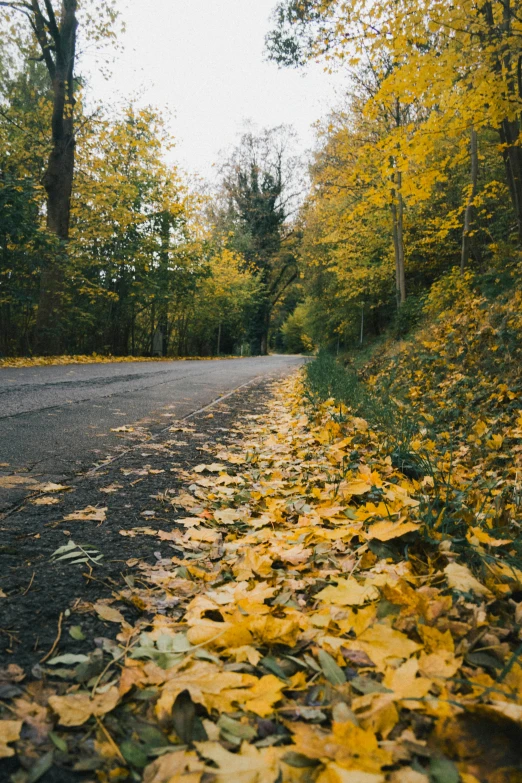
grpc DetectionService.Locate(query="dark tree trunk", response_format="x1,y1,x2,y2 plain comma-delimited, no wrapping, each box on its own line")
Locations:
461,127,479,272
31,0,78,354
499,119,522,242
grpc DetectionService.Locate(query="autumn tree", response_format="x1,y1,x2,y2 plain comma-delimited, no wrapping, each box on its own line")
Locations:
0,57,55,354
220,127,300,355
70,105,202,356
267,0,522,247
0,0,119,352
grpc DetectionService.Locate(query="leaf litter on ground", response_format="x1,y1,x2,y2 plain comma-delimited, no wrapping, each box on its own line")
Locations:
3,370,522,782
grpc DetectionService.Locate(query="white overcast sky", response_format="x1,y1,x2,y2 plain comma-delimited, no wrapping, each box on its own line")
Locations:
84,0,347,180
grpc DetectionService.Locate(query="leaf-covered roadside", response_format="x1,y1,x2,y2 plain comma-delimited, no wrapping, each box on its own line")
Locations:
0,355,240,369
2,371,522,783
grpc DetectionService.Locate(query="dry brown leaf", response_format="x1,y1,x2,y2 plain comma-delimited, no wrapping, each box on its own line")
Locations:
0,475,38,488
63,506,107,523
37,482,70,492
32,496,60,505
49,686,120,726
93,603,125,623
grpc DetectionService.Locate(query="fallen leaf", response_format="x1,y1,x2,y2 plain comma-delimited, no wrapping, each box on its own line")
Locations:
366,520,419,541
49,686,120,726
0,475,38,488
94,603,125,623
64,506,107,523
0,720,22,758
243,675,285,717
38,482,70,492
32,496,60,505
316,578,380,606
196,740,282,782
444,562,493,597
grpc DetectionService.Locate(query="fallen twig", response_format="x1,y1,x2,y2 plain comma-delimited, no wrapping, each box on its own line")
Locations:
22,571,35,596
39,611,63,663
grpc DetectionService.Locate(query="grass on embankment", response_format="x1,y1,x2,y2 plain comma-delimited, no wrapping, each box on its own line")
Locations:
304,261,522,578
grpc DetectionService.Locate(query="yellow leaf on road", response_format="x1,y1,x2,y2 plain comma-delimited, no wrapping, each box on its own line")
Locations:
317,578,379,606
383,658,431,701
64,506,107,523
418,650,462,679
143,750,204,783
196,741,282,783
38,482,70,492
352,623,421,671
49,686,120,726
317,766,385,783
214,508,241,524
94,602,125,623
0,720,22,758
32,495,60,505
0,475,39,489
272,543,312,565
243,674,284,717
343,480,372,496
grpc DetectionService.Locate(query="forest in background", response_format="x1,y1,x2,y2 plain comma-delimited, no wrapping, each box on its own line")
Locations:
0,1,300,359
1,0,522,361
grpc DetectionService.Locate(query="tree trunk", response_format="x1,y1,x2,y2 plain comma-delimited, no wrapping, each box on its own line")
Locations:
396,172,406,304
461,127,479,272
33,0,78,355
499,119,522,242
391,178,406,307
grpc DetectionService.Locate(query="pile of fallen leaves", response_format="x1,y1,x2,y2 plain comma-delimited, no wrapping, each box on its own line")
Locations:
2,372,522,783
0,355,240,369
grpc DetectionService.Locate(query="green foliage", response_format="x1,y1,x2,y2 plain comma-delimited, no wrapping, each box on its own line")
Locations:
220,126,300,355
393,294,426,337
281,303,314,353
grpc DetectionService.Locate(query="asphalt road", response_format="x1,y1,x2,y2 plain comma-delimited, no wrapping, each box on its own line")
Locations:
0,356,304,510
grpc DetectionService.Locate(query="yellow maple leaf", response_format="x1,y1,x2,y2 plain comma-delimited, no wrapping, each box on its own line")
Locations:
155,661,255,719
317,765,385,783
49,686,120,727
0,720,22,759
233,548,273,580
473,420,488,437
142,750,204,783
419,626,454,653
195,740,282,782
290,721,391,773
444,562,492,597
316,578,380,606
243,674,284,717
383,658,431,702
248,613,301,647
365,520,419,541
466,527,511,547
352,623,421,671
343,480,373,496
418,650,462,679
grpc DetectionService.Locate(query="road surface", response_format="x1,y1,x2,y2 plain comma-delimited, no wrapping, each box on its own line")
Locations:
0,356,304,510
